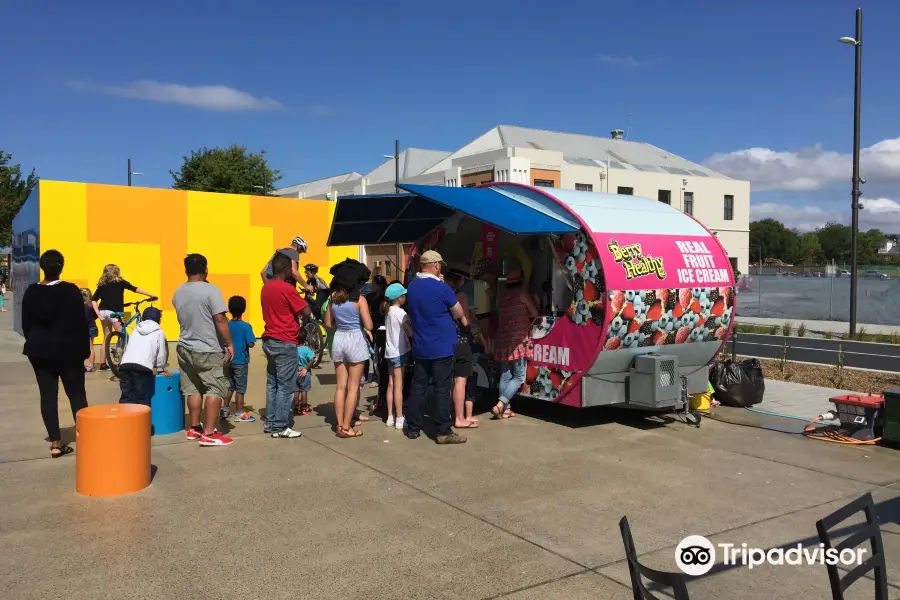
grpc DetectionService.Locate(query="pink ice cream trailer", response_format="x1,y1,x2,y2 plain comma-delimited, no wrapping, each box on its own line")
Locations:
328,183,735,411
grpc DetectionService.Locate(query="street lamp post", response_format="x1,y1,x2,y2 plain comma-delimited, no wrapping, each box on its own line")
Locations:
127,159,143,186
253,183,267,195
394,139,401,277
384,141,403,277
751,244,764,317
840,8,863,336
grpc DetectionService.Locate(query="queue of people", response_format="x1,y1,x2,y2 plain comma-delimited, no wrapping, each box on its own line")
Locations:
21,237,535,456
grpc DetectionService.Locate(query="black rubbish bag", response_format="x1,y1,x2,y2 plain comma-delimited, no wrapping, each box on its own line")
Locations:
709,359,765,407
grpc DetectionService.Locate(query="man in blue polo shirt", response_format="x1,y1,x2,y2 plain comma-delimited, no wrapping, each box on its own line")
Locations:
404,250,469,444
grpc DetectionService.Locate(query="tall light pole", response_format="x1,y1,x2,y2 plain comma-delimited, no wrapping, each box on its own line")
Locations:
840,8,863,336
127,159,143,186
384,140,402,277
751,244,764,317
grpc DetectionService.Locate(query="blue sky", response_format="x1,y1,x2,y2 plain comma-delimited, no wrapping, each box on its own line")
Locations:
3,0,899,231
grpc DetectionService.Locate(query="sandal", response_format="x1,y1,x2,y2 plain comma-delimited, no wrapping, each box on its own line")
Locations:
503,409,516,418
300,405,312,415
490,405,508,419
51,445,74,458
337,427,363,438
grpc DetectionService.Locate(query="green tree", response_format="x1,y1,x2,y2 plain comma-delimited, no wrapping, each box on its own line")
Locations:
793,231,823,267
858,228,886,265
170,145,282,194
0,150,39,246
815,222,851,263
749,218,797,262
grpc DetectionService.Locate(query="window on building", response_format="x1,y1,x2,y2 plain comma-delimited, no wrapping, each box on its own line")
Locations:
617,186,633,195
386,262,392,276
683,192,694,215
534,179,554,188
658,189,671,205
729,257,738,273
575,183,593,192
724,195,734,221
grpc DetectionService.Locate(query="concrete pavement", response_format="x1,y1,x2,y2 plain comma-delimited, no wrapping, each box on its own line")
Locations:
753,379,847,420
1,308,899,599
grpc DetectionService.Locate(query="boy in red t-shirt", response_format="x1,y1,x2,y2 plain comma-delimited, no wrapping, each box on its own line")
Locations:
260,253,310,438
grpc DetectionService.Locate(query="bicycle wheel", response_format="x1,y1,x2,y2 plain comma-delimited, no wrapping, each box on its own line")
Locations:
304,320,325,368
105,331,127,378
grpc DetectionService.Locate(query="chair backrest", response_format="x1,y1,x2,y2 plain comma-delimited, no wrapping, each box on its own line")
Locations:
815,492,888,600
619,516,692,600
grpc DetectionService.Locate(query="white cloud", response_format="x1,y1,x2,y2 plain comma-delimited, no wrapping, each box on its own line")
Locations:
71,79,283,111
705,138,900,191
308,104,333,116
598,54,642,67
752,197,900,232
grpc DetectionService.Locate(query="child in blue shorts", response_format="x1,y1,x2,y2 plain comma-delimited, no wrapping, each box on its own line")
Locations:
227,295,257,423
293,329,316,415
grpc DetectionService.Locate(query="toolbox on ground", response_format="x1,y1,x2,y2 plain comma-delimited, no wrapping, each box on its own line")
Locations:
829,393,883,441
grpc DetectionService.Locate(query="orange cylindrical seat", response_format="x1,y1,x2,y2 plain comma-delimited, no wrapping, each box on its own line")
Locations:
76,404,151,497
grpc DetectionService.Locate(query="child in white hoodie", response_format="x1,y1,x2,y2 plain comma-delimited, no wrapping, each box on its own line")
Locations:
119,307,169,406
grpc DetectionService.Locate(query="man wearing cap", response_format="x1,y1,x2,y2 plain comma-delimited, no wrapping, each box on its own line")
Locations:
404,250,469,444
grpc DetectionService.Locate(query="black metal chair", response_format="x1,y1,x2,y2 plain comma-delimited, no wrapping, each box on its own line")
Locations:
619,516,692,600
815,492,888,600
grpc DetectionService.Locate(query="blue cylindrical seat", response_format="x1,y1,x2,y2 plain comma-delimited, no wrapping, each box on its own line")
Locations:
151,371,184,436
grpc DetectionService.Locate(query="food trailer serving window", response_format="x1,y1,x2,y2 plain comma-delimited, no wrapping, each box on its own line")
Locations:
327,184,581,247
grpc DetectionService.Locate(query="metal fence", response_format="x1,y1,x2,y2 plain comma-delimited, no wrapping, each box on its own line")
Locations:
736,274,900,325
748,264,900,276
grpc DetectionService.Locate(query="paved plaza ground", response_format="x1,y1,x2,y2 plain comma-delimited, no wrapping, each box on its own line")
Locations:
1,309,899,600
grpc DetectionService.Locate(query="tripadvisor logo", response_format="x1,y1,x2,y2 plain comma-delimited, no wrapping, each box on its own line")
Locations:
675,535,867,576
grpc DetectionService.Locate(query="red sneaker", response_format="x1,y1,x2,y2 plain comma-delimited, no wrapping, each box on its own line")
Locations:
199,432,233,446
186,428,202,441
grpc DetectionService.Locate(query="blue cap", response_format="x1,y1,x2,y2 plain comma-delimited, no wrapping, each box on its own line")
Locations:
385,282,407,301
142,307,162,323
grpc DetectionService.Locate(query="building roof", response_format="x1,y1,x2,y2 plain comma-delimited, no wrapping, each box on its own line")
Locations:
273,171,363,198
364,148,452,184
423,125,727,179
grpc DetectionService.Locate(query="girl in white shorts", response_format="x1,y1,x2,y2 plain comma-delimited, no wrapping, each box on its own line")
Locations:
324,285,373,438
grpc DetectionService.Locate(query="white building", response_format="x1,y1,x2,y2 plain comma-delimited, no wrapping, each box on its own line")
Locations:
275,125,750,273
878,238,900,254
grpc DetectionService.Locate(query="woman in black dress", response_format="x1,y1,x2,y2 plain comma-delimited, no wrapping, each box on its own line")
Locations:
22,250,90,457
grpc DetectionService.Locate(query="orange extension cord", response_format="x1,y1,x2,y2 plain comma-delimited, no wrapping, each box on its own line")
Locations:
803,416,881,445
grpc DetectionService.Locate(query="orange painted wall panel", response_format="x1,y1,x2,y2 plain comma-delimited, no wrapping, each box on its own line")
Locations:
37,181,357,340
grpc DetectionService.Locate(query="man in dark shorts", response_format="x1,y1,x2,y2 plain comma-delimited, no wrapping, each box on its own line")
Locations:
172,254,235,447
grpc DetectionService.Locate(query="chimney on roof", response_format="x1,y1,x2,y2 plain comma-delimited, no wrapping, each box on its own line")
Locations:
611,129,625,140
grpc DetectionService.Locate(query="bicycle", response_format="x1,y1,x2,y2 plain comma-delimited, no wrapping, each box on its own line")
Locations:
103,297,158,378
302,296,328,369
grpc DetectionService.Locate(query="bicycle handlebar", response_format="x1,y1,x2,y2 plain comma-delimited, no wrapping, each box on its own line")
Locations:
124,297,159,307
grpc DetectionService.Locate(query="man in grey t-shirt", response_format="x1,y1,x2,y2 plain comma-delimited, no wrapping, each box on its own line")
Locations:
172,254,235,447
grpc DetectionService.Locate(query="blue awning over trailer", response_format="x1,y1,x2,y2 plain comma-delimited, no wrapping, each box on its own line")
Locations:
327,184,579,246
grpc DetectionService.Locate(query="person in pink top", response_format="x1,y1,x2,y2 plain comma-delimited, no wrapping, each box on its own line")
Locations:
490,259,538,419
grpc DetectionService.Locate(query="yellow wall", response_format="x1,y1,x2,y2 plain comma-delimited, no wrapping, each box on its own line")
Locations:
38,180,357,340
